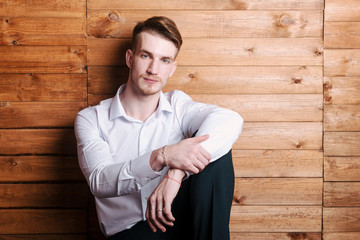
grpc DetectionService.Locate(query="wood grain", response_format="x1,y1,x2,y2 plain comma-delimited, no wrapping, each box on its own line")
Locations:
0,46,86,73
0,102,86,128
0,183,88,208
324,132,360,156
0,17,85,46
233,178,322,205
325,0,360,21
87,38,323,66
87,10,323,38
324,49,360,77
324,182,360,207
323,207,360,232
0,156,83,182
324,157,360,181
230,232,321,240
0,235,87,240
0,0,86,18
87,0,324,10
324,77,360,105
0,129,77,155
235,122,322,150
230,206,322,232
233,150,323,178
0,209,87,234
324,105,360,131
325,22,360,49
323,232,360,240
88,66,323,95
191,94,323,122
0,73,87,102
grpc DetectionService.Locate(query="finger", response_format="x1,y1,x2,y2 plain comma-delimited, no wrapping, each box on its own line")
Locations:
199,146,211,161
191,134,209,143
146,202,157,232
163,200,175,223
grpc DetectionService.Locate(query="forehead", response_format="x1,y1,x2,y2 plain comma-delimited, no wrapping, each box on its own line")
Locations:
135,31,178,59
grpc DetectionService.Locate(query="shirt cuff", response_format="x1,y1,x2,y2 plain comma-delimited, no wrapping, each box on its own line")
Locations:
130,152,161,186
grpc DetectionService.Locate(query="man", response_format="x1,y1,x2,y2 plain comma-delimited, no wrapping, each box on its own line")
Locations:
75,16,243,240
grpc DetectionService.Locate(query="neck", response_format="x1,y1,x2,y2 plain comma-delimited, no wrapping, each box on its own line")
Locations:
119,85,160,122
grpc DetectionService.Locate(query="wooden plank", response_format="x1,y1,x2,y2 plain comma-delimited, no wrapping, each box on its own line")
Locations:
324,182,360,207
324,77,360,105
324,49,360,77
0,46,86,73
0,102,86,128
88,0,324,10
0,129,76,155
230,232,321,240
323,232,360,240
0,73,87,102
325,22,360,49
323,207,360,232
233,178,322,205
0,183,88,208
191,94,323,122
233,150,323,178
324,105,360,131
0,234,87,240
0,17,85,46
0,156,83,182
324,132,360,156
324,157,360,181
325,0,360,21
89,66,323,95
235,122,323,150
230,206,322,232
87,10,323,38
87,38,323,66
0,0,86,18
0,209,86,234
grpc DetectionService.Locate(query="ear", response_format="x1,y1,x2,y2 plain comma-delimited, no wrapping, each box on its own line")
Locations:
125,49,133,68
169,61,177,78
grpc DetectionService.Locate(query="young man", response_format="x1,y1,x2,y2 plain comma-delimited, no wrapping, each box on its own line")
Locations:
75,16,243,240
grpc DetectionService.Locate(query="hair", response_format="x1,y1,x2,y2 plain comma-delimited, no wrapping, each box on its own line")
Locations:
131,16,183,54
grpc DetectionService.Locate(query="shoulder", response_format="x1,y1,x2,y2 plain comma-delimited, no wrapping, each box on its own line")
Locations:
164,89,193,105
77,98,112,119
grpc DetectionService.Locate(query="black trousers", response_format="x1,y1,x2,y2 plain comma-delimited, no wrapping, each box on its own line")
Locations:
108,150,234,240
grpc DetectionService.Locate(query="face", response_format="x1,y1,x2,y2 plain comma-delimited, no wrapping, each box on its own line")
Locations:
126,31,178,96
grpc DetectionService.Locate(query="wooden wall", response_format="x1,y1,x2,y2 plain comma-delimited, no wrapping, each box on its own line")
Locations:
323,0,360,239
0,0,359,239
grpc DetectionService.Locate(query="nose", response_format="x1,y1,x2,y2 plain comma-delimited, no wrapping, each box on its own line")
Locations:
146,59,159,75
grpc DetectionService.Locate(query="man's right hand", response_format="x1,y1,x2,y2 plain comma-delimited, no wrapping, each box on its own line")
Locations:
165,134,211,174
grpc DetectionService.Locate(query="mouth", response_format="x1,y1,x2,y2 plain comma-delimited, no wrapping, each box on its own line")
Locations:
143,76,160,84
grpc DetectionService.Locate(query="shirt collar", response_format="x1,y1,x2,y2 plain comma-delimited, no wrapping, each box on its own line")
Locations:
109,84,173,121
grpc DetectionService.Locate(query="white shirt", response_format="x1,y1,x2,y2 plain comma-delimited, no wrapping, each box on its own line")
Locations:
74,84,243,237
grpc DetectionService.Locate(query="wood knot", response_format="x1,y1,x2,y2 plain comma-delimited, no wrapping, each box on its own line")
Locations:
296,143,302,149
287,233,308,240
12,40,17,45
11,160,18,167
324,95,332,103
188,73,196,79
275,14,295,28
108,13,119,21
292,77,302,84
73,49,79,54
5,19,9,23
246,47,254,53
234,196,246,204
323,82,332,90
313,49,323,56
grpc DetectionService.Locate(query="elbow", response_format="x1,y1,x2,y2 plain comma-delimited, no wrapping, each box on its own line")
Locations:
230,110,244,136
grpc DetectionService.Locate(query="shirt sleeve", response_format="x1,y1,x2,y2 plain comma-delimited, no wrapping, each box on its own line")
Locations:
74,109,161,199
172,90,244,163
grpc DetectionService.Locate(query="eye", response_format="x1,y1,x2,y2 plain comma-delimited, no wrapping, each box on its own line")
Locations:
162,58,171,64
141,54,149,59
